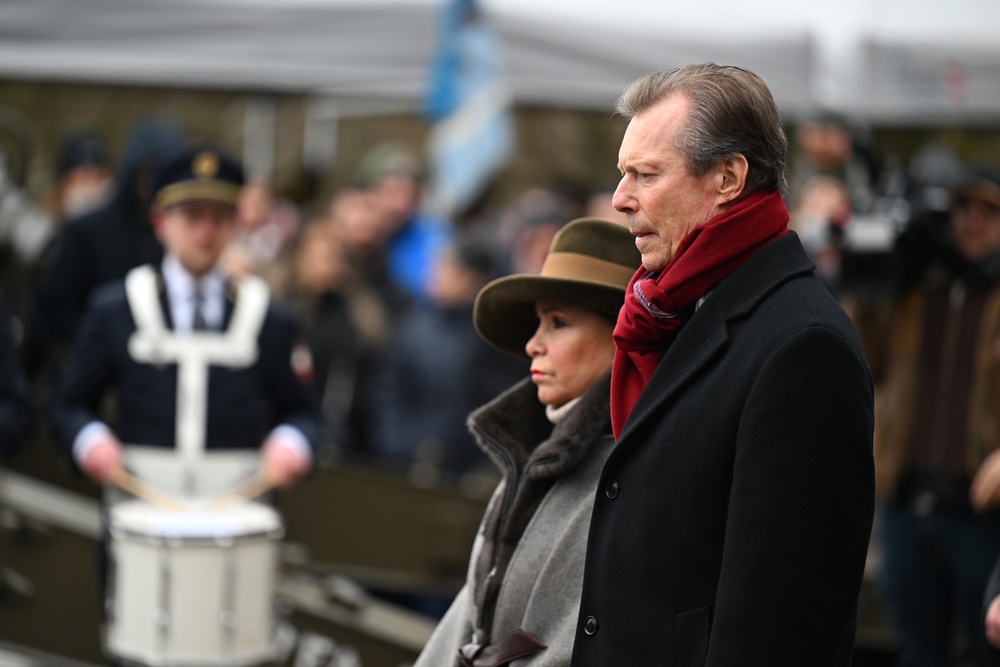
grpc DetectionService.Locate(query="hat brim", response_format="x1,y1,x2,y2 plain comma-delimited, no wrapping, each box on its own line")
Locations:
474,274,627,359
156,180,242,208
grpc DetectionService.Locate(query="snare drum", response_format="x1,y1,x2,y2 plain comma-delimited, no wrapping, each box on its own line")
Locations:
105,500,284,666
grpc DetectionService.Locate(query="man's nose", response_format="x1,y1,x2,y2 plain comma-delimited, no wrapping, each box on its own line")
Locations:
612,177,633,213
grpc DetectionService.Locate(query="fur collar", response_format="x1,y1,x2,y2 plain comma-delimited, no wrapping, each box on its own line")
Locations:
467,370,612,480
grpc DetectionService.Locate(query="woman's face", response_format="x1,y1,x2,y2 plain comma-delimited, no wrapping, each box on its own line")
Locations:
525,301,616,408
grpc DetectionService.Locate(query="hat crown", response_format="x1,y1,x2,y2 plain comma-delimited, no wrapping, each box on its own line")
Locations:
541,217,640,289
472,217,640,359
152,142,245,208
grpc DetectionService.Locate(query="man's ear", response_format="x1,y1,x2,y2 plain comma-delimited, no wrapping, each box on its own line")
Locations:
716,154,749,206
149,205,166,243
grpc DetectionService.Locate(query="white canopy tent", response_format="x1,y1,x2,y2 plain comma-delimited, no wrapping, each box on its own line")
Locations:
0,0,997,123
853,0,1000,124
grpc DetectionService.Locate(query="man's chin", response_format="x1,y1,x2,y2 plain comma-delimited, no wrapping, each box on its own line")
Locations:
641,255,670,274
182,259,219,276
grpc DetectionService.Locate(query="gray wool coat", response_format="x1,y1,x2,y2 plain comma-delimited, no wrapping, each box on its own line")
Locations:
414,372,613,667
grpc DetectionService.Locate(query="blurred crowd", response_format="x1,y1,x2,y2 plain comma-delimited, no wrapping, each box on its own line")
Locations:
789,114,1000,665
0,114,628,488
1,109,1000,662
2,110,983,480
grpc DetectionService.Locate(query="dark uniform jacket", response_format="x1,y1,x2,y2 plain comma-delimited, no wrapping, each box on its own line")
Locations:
49,273,321,459
571,234,875,666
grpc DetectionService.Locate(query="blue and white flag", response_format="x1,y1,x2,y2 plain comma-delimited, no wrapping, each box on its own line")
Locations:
425,0,515,219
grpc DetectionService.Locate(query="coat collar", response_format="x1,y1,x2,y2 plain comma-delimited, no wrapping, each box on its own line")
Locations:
616,232,815,445
468,370,613,481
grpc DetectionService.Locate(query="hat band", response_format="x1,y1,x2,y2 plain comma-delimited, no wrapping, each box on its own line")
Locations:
955,183,1000,208
156,180,242,208
540,251,637,288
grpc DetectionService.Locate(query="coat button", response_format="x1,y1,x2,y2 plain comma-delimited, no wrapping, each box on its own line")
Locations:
605,480,619,499
584,615,599,635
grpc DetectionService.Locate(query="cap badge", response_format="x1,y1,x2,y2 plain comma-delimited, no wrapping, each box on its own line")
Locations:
192,151,220,179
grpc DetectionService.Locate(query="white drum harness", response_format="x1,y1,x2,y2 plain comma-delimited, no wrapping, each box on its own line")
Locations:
123,264,270,496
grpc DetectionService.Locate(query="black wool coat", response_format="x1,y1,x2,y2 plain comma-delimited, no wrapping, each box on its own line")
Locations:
571,233,875,666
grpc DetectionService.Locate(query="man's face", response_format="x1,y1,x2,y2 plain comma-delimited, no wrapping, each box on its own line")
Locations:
155,201,237,275
373,174,419,227
427,248,483,309
613,95,724,273
950,193,1000,263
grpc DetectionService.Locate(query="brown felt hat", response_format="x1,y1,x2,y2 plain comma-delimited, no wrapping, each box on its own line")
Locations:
474,217,640,359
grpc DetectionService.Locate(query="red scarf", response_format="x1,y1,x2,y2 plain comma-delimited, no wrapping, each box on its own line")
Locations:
610,188,789,438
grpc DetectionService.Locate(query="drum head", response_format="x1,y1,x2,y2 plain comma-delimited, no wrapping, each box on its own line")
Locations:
109,500,282,542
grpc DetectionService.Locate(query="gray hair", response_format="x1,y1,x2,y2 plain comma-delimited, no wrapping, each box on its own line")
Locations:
616,63,788,196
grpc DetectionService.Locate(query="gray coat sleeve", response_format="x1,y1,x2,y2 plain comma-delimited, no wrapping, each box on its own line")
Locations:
413,585,473,667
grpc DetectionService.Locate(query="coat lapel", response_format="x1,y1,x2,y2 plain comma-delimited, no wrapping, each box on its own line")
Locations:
223,281,237,331
615,232,816,447
155,268,176,331
616,303,729,446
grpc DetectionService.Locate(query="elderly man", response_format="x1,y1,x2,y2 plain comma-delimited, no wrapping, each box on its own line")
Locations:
571,63,875,665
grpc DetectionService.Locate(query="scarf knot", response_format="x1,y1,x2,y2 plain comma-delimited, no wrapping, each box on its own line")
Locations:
610,188,790,438
633,274,679,320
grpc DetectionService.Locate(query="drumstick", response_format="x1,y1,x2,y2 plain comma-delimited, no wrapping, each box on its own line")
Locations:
109,468,187,511
207,471,276,509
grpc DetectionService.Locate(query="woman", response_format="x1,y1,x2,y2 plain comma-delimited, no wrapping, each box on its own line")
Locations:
414,217,640,667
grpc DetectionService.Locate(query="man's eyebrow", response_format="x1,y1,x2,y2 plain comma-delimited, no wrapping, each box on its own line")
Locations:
619,159,659,175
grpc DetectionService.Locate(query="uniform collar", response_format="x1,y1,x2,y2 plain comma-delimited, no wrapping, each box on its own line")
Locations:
161,255,227,331
161,255,225,298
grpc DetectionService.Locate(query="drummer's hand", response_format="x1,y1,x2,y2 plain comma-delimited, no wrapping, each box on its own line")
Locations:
261,438,310,489
80,437,124,485
971,449,1000,512
987,594,1000,648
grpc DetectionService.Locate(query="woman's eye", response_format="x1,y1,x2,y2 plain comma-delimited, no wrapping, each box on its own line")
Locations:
551,317,567,329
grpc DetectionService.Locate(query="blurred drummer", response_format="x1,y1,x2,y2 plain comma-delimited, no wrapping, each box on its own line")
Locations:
49,143,321,491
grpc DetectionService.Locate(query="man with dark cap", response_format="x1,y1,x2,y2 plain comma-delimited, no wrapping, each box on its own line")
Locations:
25,115,187,386
860,163,1000,666
51,130,112,223
1,131,113,329
49,142,321,494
